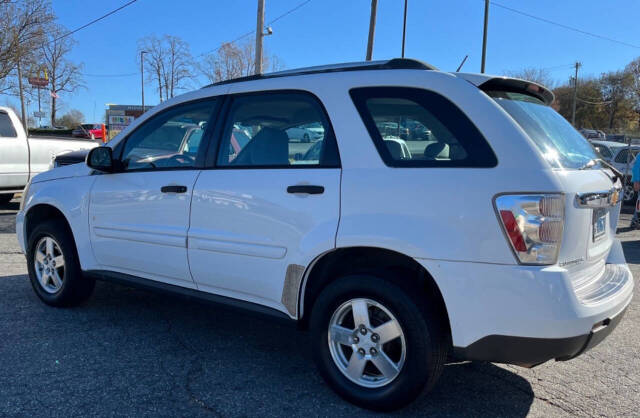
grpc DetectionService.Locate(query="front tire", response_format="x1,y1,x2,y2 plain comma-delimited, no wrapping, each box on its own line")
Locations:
26,220,95,307
310,275,447,411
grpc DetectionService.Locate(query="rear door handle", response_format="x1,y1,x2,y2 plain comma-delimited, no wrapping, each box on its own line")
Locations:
287,185,324,195
161,185,187,193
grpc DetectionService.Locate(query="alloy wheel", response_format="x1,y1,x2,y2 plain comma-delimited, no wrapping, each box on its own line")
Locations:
34,236,65,294
328,298,406,388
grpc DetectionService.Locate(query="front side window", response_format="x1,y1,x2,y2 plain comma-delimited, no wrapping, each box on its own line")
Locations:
0,112,17,137
120,99,217,170
216,92,339,167
350,87,496,167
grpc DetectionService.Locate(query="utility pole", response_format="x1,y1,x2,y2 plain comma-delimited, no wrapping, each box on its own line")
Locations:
255,0,265,75
481,0,490,73
366,0,378,61
140,50,147,112
16,57,27,132
571,62,581,126
401,0,408,58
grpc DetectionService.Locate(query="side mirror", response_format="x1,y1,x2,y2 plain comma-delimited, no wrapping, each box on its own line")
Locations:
86,147,114,172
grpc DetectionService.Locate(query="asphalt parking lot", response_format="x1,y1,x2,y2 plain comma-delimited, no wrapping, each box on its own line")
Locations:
1,198,638,417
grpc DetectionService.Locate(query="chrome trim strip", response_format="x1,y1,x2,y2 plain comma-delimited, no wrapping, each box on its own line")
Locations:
576,186,622,208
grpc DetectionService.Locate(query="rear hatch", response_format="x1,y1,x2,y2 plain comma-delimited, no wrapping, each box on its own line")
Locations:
476,77,624,303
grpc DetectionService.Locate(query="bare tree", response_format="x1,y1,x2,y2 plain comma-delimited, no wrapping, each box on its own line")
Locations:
600,70,635,130
504,67,555,89
199,39,284,84
0,0,53,127
41,24,83,126
626,58,640,130
138,34,193,102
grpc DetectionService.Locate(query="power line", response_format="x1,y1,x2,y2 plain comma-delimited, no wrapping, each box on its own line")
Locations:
198,0,313,57
491,1,640,50
51,0,139,44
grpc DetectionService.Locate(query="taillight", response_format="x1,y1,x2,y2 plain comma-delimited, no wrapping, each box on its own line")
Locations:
494,194,564,265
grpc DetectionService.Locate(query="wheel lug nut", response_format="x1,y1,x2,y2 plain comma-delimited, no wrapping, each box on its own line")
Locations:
352,336,359,344
371,333,379,342
370,348,377,355
359,326,367,335
358,348,365,356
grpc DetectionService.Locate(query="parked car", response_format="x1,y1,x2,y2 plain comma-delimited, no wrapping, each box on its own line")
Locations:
16,59,633,411
286,124,323,142
591,140,640,203
606,133,627,143
0,107,98,205
72,123,104,140
579,128,606,140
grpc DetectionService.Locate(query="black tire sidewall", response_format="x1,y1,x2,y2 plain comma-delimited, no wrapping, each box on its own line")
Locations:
310,275,438,411
26,220,91,306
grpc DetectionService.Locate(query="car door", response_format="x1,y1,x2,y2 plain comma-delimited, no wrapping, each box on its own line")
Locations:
0,109,29,189
89,98,219,288
188,92,341,315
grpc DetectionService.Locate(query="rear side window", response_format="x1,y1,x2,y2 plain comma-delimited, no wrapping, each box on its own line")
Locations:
216,92,340,168
350,87,497,167
0,112,17,137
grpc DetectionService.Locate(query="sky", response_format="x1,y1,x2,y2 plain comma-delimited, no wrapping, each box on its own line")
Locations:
10,0,640,124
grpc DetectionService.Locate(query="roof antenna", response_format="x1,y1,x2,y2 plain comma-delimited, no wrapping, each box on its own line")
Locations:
456,55,469,72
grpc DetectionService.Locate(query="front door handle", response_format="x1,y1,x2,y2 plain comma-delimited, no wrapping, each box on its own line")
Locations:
287,185,324,195
161,185,187,193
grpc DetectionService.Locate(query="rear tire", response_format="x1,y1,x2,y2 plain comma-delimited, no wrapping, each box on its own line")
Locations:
26,220,94,307
0,194,13,205
310,275,447,411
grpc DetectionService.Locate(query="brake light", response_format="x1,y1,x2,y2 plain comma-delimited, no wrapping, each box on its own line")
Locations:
495,194,564,265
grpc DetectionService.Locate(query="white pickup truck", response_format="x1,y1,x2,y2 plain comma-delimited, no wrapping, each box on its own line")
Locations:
0,106,98,204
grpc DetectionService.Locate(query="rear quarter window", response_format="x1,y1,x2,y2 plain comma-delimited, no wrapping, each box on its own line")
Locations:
349,87,497,168
0,112,17,137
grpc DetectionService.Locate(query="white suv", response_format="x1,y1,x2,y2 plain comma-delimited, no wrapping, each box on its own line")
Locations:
16,59,634,410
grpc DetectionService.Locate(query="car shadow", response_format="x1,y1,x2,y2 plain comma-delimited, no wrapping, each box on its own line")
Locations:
621,240,640,264
0,274,535,417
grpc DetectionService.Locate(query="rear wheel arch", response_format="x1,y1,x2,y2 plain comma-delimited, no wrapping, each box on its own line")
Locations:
298,247,452,344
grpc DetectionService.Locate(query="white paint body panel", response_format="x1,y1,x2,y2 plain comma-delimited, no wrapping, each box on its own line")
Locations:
188,169,340,312
88,171,201,288
16,69,634,350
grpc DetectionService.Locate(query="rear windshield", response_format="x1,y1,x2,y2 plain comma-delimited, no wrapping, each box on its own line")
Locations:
490,91,598,169
0,112,17,137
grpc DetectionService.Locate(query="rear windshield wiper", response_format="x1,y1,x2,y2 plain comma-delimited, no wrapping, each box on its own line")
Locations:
579,158,624,183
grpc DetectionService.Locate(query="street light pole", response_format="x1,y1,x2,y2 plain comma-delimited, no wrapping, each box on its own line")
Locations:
481,0,490,73
401,0,408,58
140,50,147,113
255,0,265,75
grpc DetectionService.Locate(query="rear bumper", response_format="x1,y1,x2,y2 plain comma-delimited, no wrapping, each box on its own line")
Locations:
452,299,629,367
417,239,634,366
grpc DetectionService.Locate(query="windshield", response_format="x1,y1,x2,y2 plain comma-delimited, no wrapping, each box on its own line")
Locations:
490,91,598,169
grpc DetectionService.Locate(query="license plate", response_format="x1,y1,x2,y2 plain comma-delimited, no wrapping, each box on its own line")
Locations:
592,208,607,241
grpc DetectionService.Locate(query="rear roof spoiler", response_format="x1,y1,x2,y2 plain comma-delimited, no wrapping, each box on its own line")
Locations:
454,73,554,105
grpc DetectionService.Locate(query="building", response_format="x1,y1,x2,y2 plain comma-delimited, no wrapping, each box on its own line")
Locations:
105,104,152,138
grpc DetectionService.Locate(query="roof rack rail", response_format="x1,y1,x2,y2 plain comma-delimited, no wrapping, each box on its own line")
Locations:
203,58,437,88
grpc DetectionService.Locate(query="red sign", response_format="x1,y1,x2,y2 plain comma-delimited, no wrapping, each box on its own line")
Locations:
28,77,49,87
